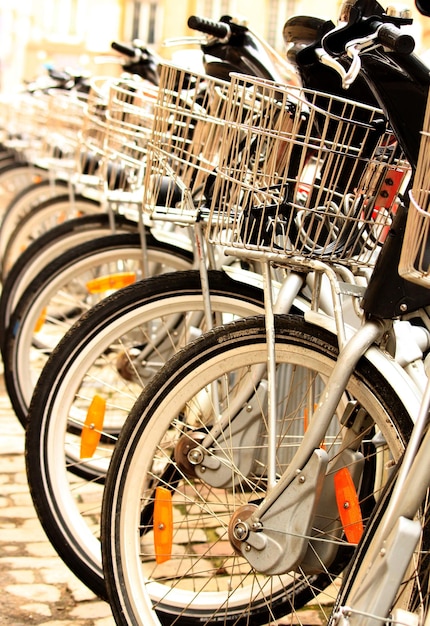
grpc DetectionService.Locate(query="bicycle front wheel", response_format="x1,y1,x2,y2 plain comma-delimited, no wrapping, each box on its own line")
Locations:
1,192,101,277
5,231,193,425
102,314,415,626
331,441,430,625
0,213,138,340
25,270,266,599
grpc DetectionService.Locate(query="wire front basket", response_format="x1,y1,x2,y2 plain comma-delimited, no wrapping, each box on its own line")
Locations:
142,63,231,224
101,78,158,196
207,74,410,269
35,89,89,172
399,90,430,286
75,77,110,185
0,91,50,161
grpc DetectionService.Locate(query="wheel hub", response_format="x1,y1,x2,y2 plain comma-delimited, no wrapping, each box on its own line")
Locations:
174,431,206,477
228,504,259,554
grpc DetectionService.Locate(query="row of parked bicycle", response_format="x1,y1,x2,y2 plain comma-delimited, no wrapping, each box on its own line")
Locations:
1,1,430,625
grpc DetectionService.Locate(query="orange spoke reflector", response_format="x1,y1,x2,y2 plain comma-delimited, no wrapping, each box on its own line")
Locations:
34,307,47,333
86,272,136,294
153,487,173,564
304,407,326,449
80,395,106,459
334,467,363,544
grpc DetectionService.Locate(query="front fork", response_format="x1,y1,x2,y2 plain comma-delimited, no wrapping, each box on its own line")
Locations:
227,316,385,575
176,255,390,575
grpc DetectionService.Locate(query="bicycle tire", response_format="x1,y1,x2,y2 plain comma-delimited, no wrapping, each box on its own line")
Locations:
0,162,46,211
4,232,194,426
0,213,138,344
101,314,415,626
1,192,101,278
0,178,71,265
25,269,267,598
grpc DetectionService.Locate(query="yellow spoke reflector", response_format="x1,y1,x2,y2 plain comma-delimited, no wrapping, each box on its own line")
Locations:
34,307,47,333
153,487,173,564
80,395,106,459
334,467,363,544
86,272,136,294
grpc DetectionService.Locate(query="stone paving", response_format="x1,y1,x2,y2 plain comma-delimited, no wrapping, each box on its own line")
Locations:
0,360,326,625
0,367,115,626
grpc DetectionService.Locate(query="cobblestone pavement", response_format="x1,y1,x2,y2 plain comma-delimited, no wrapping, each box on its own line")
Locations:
0,369,115,626
0,363,327,625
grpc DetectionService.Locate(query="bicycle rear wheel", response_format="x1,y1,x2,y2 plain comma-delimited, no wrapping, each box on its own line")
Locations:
102,314,415,626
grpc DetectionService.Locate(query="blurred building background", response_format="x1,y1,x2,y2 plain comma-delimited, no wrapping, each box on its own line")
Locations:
0,0,427,93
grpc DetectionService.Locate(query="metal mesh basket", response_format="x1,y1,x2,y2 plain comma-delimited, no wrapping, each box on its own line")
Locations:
0,91,50,160
100,78,158,196
75,77,110,184
206,74,411,269
399,91,430,286
1,88,88,170
142,62,231,224
35,89,89,172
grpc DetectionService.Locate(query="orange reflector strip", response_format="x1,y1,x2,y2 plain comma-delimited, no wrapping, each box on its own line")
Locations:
34,308,47,333
304,406,325,450
153,487,173,564
86,272,136,294
303,407,309,432
334,467,363,544
80,395,106,459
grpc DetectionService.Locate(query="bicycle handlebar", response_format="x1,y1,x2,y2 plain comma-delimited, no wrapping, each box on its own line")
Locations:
111,41,138,58
317,9,416,88
322,10,415,58
377,22,415,54
187,15,231,40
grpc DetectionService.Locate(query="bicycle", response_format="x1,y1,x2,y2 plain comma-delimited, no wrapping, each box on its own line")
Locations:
0,68,95,227
99,2,430,625
0,17,295,283
22,2,412,607
19,23,363,595
0,42,162,278
0,67,88,211
0,15,296,422
24,4,414,608
22,60,275,599
327,17,430,625
0,73,152,338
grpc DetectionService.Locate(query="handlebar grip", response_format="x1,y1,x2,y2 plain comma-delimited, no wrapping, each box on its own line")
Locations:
111,41,137,58
377,23,415,54
187,15,230,39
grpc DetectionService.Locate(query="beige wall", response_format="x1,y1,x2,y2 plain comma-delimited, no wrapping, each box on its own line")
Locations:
0,0,428,94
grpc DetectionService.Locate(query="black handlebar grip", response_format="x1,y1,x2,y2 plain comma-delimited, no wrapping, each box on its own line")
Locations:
378,23,415,54
187,15,230,39
111,41,137,58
